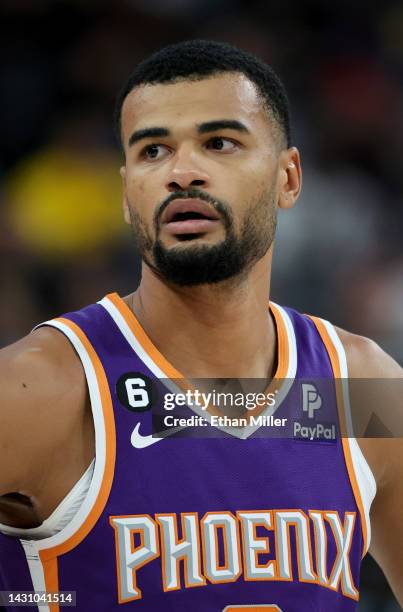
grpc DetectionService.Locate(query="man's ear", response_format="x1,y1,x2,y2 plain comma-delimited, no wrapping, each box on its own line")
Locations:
277,147,302,210
120,166,131,225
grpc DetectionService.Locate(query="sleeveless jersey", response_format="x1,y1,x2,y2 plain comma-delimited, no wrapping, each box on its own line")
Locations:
0,292,376,611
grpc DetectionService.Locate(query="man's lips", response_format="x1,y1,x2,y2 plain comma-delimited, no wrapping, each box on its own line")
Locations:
161,198,221,235
162,198,220,223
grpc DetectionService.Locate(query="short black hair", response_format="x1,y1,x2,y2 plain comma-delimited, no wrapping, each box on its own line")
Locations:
114,39,291,150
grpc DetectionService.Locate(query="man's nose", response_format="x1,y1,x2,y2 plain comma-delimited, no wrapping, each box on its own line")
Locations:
166,150,210,192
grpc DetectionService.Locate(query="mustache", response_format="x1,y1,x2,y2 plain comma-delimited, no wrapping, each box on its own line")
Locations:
154,187,232,229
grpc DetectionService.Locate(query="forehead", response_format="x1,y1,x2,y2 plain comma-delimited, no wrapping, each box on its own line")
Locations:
121,73,268,141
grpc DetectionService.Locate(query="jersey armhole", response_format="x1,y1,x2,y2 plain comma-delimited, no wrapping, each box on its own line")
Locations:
17,317,116,609
308,315,376,558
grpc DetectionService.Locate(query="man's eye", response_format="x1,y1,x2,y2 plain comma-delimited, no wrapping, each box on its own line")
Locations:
141,144,168,160
207,137,237,152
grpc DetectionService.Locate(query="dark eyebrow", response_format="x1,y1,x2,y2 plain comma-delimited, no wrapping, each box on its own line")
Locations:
128,120,249,148
128,127,170,147
197,120,250,134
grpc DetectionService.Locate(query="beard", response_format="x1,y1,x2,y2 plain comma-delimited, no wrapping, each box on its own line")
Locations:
128,187,277,287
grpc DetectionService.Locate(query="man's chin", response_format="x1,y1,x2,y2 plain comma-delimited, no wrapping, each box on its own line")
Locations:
148,237,245,287
153,237,226,264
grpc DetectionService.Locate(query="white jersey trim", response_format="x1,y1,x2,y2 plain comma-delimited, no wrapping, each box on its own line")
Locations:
318,318,376,553
20,540,49,611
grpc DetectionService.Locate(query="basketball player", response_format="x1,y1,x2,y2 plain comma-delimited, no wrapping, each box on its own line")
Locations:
0,40,402,611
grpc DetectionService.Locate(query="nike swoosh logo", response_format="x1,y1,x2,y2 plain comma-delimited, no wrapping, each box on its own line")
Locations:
130,423,163,449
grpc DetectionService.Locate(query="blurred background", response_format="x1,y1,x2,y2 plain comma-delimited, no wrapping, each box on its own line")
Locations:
0,0,401,608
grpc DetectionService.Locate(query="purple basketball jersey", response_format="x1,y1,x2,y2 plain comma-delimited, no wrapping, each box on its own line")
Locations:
0,293,375,611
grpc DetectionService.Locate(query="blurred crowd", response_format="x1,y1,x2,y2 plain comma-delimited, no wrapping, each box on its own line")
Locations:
0,1,402,608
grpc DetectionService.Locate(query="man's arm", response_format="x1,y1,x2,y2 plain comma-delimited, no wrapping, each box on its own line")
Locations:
0,327,93,522
337,328,403,605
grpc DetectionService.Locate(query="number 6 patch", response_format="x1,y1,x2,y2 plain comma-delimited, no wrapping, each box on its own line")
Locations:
115,372,157,412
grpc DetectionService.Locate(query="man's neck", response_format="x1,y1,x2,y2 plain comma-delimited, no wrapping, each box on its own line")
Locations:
123,252,277,380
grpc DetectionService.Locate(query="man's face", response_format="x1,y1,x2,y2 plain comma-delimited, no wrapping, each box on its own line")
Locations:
120,73,284,285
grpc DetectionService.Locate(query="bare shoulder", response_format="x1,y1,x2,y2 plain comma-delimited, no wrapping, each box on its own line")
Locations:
334,326,403,378
0,325,84,387
334,326,403,603
0,326,91,501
